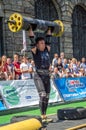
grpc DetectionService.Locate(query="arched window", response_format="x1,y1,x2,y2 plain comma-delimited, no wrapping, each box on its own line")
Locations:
35,0,60,60
72,5,86,60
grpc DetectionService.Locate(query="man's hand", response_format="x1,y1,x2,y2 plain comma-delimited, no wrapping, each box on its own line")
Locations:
46,28,52,36
28,26,34,37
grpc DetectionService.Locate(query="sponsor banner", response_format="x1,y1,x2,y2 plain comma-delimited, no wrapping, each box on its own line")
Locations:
0,79,62,109
54,77,86,101
0,79,39,108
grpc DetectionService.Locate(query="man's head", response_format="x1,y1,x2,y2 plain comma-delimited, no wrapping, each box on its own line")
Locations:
54,53,58,59
60,52,65,59
36,37,46,51
7,58,11,64
81,57,85,63
13,53,19,62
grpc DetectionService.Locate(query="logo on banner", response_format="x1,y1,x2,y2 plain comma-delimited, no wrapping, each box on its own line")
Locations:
3,86,20,105
66,79,85,92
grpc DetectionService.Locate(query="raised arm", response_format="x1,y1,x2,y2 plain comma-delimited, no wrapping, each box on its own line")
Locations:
28,27,36,53
45,28,52,51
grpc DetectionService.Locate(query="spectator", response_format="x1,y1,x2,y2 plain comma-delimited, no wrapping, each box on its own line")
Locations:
63,58,68,69
80,57,86,70
52,53,58,67
71,58,79,77
7,58,15,80
19,54,23,64
51,67,60,79
26,57,32,66
65,68,73,78
78,68,85,77
20,56,33,80
13,53,21,80
2,55,8,73
77,60,81,71
56,58,63,73
60,52,65,65
0,58,8,80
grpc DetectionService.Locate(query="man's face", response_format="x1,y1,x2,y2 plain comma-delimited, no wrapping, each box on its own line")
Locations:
60,52,64,59
82,58,85,63
14,54,18,62
37,40,46,51
7,58,11,64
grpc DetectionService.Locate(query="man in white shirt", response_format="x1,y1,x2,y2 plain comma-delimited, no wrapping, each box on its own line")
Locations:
20,56,33,80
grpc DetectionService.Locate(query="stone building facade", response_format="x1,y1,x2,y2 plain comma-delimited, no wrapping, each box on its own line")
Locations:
0,0,86,60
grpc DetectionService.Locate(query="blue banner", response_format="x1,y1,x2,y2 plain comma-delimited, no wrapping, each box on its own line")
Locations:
54,77,86,101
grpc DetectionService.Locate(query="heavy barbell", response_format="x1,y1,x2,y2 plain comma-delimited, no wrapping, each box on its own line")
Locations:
7,13,64,36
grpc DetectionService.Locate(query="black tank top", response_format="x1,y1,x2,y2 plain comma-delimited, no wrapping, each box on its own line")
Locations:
32,47,50,70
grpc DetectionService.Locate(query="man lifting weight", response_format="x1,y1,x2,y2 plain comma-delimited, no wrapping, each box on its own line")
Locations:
28,27,52,123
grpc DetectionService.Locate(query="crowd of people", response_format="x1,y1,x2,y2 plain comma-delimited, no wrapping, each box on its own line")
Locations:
0,52,86,81
51,52,86,78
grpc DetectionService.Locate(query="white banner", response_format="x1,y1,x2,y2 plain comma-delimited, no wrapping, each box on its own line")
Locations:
0,79,62,109
49,79,62,103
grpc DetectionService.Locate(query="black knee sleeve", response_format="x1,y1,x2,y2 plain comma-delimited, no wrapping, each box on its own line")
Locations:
39,92,49,115
39,92,47,106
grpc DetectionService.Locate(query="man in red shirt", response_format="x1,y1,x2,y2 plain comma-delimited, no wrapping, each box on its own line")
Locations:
13,53,21,80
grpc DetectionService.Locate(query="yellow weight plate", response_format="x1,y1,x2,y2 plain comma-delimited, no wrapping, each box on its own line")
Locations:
53,20,64,37
8,13,23,32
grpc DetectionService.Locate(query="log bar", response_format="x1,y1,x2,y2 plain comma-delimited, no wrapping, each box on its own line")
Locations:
7,13,64,36
0,118,42,130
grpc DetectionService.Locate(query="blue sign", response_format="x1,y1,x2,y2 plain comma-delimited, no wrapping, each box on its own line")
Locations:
54,77,86,101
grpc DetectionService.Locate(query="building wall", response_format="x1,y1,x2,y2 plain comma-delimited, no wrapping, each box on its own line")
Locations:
0,0,86,59
0,0,35,57
56,0,86,58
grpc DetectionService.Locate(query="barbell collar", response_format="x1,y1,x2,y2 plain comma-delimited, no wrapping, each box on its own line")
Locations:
5,19,16,25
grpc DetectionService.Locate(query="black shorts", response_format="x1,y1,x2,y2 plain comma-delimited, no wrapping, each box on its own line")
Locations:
34,71,50,94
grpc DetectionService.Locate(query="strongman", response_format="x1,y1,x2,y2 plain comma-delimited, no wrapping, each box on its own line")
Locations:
28,27,52,122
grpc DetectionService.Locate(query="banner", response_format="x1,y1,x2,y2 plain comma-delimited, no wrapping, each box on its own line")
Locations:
0,101,6,110
0,79,62,109
54,77,86,101
49,79,62,103
0,79,39,108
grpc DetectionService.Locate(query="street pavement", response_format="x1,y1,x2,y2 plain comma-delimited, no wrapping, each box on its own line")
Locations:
43,114,86,130
0,114,86,130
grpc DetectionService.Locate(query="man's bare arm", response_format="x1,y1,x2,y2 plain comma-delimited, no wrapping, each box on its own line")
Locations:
46,28,52,52
28,27,37,54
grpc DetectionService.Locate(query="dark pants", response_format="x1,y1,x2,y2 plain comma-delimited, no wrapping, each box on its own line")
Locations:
34,71,50,115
